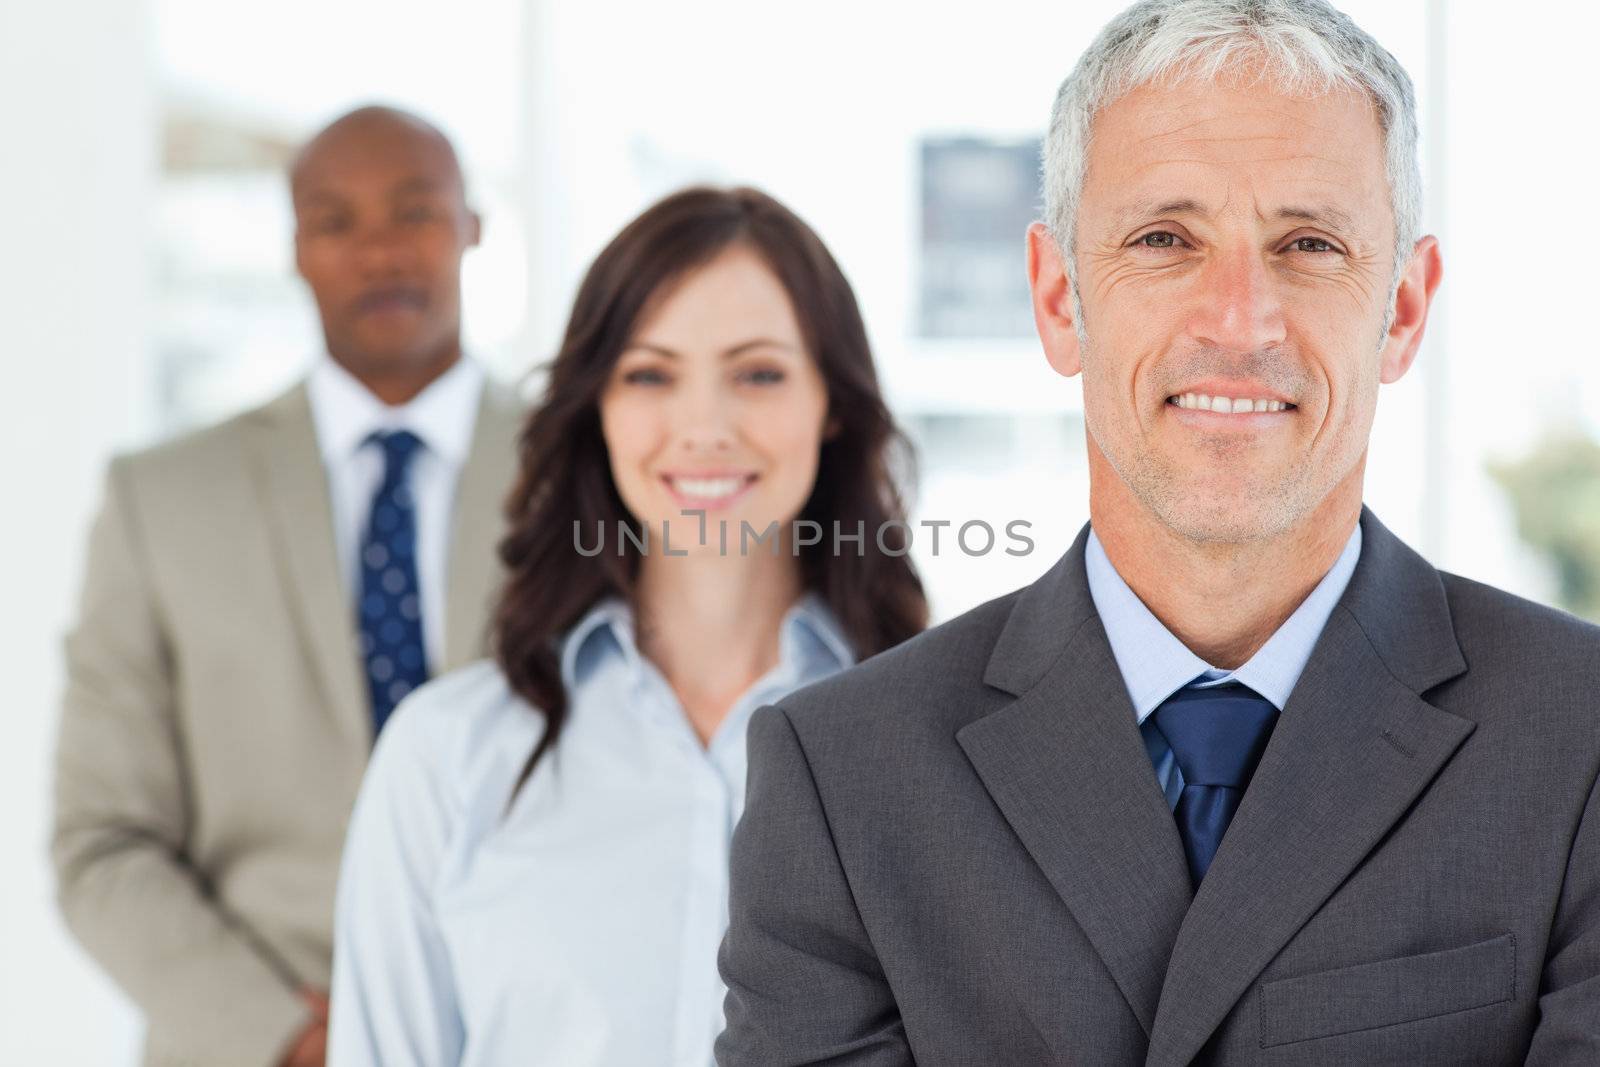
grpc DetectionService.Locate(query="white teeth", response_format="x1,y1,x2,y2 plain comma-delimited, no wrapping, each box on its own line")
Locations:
1171,392,1291,413
672,476,746,498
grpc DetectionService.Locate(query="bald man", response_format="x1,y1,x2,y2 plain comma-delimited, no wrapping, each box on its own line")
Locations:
51,106,523,1067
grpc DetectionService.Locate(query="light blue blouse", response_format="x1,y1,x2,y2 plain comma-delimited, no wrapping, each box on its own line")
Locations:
328,593,853,1067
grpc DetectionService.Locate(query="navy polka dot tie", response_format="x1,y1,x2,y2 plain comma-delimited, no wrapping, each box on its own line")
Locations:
358,430,430,736
1152,682,1278,887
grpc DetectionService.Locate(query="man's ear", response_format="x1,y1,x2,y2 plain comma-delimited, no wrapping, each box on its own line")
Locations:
1027,222,1083,378
1379,234,1442,385
465,209,483,249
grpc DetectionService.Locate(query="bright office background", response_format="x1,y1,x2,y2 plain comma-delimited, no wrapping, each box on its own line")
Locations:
4,0,1599,1059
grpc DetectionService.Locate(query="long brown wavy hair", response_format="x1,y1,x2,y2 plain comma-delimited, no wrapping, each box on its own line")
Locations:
494,186,928,797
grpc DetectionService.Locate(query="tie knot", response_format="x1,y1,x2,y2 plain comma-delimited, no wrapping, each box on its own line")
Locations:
371,429,424,480
1152,682,1278,788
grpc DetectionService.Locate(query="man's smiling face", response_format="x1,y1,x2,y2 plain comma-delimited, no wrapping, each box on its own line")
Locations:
1031,72,1438,545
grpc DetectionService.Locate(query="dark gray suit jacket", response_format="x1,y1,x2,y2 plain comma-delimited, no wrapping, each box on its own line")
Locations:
717,509,1600,1065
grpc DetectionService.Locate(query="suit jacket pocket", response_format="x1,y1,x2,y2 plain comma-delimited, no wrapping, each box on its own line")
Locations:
1259,932,1515,1048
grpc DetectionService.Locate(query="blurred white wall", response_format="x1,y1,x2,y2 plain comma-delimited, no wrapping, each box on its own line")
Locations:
1,0,154,1060
1427,0,1600,591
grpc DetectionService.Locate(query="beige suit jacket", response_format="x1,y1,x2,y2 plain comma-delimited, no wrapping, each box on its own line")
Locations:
51,377,523,1067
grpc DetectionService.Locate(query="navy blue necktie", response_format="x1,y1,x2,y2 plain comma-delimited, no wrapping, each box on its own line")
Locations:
358,430,430,736
1152,682,1278,887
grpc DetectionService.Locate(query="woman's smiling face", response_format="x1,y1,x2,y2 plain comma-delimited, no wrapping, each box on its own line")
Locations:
600,243,831,553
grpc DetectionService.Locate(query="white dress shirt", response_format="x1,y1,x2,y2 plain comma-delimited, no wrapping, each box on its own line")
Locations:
328,593,854,1067
1083,522,1363,808
306,355,484,670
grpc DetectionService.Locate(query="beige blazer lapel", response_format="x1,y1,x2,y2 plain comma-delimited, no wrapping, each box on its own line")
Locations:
1144,510,1475,1067
241,383,371,750
442,379,523,671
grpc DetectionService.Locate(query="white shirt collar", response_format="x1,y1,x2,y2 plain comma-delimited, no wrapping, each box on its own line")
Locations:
1084,522,1363,720
558,590,855,694
306,353,484,467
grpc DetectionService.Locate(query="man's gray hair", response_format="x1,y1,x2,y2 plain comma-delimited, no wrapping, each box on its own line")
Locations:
1044,0,1421,290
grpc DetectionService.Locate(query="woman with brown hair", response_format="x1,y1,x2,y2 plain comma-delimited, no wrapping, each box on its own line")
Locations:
328,186,926,1065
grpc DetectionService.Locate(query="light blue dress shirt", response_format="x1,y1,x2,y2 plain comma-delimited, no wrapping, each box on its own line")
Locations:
1083,523,1363,809
328,593,853,1067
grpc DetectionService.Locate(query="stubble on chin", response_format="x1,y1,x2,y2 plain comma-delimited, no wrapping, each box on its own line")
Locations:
1129,447,1305,545
1079,332,1331,547
1089,396,1318,547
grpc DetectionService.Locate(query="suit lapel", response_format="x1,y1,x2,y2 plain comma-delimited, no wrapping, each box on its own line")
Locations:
1145,510,1474,1067
442,380,522,670
243,384,371,749
958,534,1194,1037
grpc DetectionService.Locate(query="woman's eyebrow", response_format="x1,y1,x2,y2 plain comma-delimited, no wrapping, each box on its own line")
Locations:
721,338,798,358
623,338,798,360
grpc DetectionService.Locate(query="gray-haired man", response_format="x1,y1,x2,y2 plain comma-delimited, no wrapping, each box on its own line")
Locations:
716,1,1600,1064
